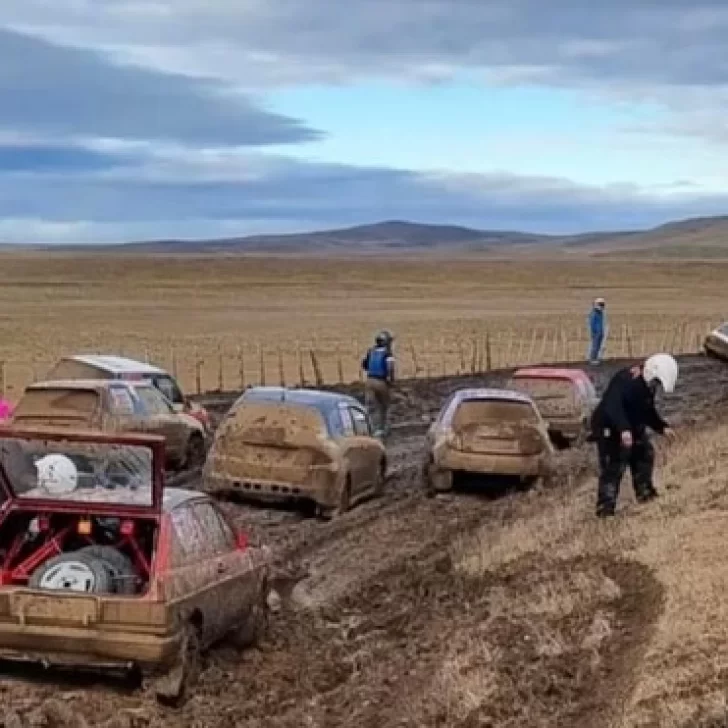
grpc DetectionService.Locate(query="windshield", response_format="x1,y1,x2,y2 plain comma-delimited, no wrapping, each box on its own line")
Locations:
0,436,153,506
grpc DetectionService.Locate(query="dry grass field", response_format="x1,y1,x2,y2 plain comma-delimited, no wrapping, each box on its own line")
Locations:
0,252,726,398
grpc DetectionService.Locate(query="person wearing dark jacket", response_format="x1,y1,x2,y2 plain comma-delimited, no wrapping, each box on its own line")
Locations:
361,330,395,437
591,353,678,518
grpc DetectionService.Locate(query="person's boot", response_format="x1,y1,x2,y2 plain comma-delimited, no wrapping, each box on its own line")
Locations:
596,505,616,518
636,487,659,504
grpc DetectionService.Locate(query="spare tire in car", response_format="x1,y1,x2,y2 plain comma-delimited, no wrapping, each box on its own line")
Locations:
78,545,138,595
29,552,113,594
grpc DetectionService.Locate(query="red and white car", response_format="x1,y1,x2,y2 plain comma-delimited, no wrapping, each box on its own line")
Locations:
0,427,269,703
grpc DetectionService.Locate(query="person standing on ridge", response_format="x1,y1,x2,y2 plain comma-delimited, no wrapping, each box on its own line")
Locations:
588,297,607,365
590,353,678,518
361,330,395,438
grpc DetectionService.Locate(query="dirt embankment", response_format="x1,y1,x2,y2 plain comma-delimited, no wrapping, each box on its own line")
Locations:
2,354,728,727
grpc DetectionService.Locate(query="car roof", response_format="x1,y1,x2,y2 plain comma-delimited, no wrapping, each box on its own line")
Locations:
63,355,166,376
163,487,207,512
26,379,154,392
237,386,362,414
449,387,535,405
513,367,591,383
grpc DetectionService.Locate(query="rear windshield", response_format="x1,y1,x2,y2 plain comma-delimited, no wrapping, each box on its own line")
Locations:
227,402,330,440
512,378,574,399
452,399,539,428
0,436,153,506
13,389,99,422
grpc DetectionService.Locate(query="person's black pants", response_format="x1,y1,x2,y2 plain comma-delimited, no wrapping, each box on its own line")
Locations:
596,435,657,516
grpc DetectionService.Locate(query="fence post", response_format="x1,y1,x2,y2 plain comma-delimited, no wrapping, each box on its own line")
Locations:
441,337,447,377
335,345,344,384
259,345,266,386
238,346,246,389
411,343,421,379
0,360,5,398
309,350,323,387
217,345,224,392
195,359,203,395
278,346,286,387
527,329,537,364
485,333,492,371
297,341,305,386
170,346,178,379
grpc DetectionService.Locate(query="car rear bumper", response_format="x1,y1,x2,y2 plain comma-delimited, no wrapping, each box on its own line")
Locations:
437,448,546,476
203,473,334,505
0,622,180,671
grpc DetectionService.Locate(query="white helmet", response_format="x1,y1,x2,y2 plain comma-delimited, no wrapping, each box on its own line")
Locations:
35,454,78,494
643,353,678,394
594,297,605,307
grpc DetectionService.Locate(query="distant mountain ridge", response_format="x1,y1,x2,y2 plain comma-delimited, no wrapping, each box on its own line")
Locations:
3,215,728,256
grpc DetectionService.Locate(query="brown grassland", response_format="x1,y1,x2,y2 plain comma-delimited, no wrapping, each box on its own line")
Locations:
0,252,726,397
2,253,728,726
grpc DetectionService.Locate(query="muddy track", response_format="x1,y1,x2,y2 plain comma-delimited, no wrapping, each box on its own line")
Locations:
1,354,727,727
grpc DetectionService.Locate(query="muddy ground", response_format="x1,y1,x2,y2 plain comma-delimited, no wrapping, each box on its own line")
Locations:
2,354,728,728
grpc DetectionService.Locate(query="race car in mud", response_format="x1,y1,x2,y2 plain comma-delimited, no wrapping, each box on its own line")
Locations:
703,323,728,361
423,388,555,495
11,379,207,471
202,386,387,519
0,427,269,704
508,367,598,447
44,354,211,434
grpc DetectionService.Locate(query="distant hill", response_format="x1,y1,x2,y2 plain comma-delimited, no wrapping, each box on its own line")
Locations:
3,215,728,256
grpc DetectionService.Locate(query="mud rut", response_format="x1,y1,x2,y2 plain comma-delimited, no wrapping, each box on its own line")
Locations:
2,354,727,728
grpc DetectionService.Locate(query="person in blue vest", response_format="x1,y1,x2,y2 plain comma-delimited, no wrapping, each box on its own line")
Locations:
588,297,607,365
361,330,395,437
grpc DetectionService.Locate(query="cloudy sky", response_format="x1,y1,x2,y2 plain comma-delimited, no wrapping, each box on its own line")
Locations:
3,0,728,243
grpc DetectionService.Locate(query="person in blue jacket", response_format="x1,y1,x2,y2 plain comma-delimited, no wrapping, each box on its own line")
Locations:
361,330,395,437
588,297,607,365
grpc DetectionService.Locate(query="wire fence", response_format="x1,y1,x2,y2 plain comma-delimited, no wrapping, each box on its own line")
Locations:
0,317,717,402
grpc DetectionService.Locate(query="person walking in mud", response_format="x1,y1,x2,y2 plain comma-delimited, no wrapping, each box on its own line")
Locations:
588,297,607,365
590,353,678,518
361,330,395,438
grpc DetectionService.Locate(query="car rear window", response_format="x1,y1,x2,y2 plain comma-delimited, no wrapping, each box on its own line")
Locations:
512,377,575,400
14,388,100,421
229,402,329,440
452,399,539,428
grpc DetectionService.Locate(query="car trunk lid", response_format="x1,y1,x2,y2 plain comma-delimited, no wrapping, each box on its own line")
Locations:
11,388,100,429
451,399,544,456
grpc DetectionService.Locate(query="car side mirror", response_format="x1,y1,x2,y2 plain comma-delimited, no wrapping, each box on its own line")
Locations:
236,531,249,551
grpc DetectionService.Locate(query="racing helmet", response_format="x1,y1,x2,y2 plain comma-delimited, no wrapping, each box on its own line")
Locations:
643,353,678,394
35,454,79,494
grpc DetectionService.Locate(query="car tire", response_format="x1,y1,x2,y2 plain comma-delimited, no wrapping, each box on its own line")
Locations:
78,545,138,595
29,552,114,594
317,475,352,520
231,599,269,650
154,623,201,707
184,434,206,471
372,459,386,497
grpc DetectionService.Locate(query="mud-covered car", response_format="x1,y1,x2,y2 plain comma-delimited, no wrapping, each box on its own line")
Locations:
0,427,269,703
509,367,598,447
423,388,555,494
202,387,387,518
11,380,207,471
703,323,728,361
44,355,211,434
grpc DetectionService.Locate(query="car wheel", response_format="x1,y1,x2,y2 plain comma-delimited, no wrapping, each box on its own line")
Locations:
231,598,269,650
317,475,352,520
29,553,113,594
372,459,386,497
184,434,206,470
78,545,138,595
154,623,201,707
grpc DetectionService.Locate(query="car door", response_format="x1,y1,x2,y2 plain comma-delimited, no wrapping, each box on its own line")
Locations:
134,385,187,462
334,403,364,491
347,405,379,493
193,500,261,632
165,502,231,645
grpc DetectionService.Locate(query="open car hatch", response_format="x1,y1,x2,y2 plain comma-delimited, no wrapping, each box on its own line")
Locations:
0,426,165,515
